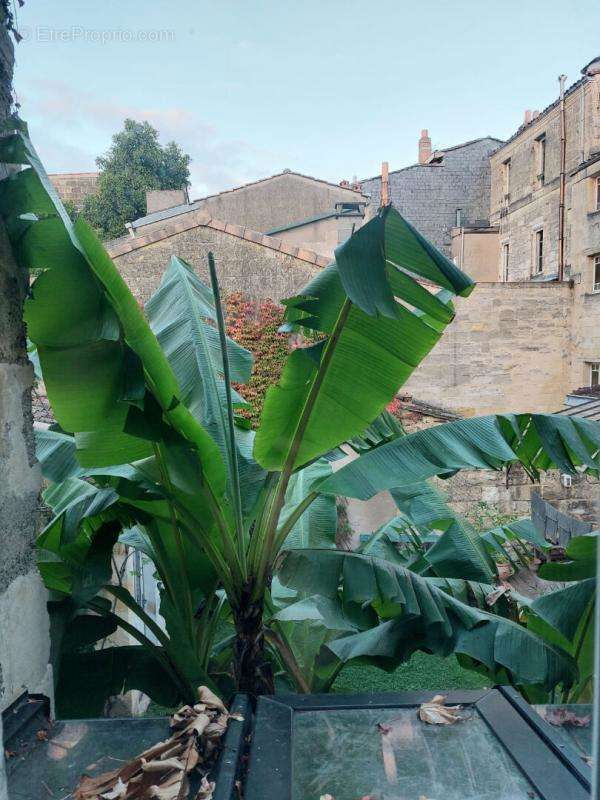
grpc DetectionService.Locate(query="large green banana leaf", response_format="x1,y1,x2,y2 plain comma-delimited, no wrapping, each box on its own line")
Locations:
277,549,578,692
145,255,264,515
538,532,598,581
254,204,475,472
279,459,337,550
528,578,596,701
320,413,600,499
0,125,225,493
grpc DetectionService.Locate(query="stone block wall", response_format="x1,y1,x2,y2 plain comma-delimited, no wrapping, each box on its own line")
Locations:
361,137,502,253
0,13,52,716
49,172,98,210
404,282,573,416
0,217,52,711
109,221,320,305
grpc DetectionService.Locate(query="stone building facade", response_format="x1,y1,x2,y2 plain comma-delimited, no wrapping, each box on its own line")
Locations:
488,56,600,394
49,171,99,210
128,171,368,258
360,134,503,259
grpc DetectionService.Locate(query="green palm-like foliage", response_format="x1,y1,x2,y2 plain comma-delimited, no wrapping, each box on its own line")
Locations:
3,120,600,712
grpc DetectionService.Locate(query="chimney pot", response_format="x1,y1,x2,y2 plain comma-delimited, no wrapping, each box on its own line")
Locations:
418,129,432,165
524,109,532,125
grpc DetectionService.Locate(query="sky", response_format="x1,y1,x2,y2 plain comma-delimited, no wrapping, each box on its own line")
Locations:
12,0,600,199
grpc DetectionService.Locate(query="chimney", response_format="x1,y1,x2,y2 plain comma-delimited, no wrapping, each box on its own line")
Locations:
146,188,188,215
419,129,432,164
524,109,532,125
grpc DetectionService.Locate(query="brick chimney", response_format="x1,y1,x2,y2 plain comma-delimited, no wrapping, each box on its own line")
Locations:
419,129,432,164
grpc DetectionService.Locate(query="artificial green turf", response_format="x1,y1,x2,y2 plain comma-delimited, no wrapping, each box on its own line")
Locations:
332,652,489,694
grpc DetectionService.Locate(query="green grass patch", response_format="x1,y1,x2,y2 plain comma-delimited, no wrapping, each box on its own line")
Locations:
332,652,489,694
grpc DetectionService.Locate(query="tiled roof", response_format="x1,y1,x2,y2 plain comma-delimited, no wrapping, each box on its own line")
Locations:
107,211,331,268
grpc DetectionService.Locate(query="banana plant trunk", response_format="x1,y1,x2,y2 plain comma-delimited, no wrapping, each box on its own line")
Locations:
233,590,274,696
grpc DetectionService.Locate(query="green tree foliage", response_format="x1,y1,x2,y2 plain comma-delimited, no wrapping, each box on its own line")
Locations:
82,119,190,239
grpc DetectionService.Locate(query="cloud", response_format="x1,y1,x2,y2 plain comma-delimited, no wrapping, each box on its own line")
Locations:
19,78,278,197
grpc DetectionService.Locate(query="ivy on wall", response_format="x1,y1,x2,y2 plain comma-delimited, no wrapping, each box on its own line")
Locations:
225,293,290,427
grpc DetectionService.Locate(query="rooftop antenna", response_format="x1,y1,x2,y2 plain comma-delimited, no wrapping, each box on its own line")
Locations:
381,161,389,207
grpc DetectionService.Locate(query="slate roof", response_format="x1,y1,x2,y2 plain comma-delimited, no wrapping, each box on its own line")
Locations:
107,211,331,268
361,136,505,183
557,397,600,422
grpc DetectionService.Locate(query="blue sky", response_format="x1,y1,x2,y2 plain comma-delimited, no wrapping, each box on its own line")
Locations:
13,0,600,198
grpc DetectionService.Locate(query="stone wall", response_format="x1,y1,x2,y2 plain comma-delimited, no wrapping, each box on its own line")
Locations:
49,172,98,210
109,220,321,304
134,172,367,237
404,282,573,416
361,138,502,253
0,13,52,716
0,213,52,712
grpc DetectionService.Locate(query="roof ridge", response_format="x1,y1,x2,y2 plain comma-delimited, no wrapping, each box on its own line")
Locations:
189,170,368,204
492,75,589,154
106,210,331,268
360,136,504,182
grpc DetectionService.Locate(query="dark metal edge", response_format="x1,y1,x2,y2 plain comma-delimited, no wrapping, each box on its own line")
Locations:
2,692,50,745
268,688,490,711
212,693,252,800
243,696,293,800
497,685,591,787
476,688,589,800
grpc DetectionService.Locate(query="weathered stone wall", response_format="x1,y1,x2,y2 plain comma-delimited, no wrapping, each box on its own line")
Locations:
49,171,98,210
404,282,573,416
109,221,320,304
450,227,500,282
568,155,600,388
0,14,52,715
135,172,366,237
0,225,52,711
361,138,502,253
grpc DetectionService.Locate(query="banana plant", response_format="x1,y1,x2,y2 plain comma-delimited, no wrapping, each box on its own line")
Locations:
4,120,600,712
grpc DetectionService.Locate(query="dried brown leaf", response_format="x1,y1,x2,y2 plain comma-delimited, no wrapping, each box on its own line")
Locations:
197,687,227,714
99,778,128,799
545,708,591,728
418,695,463,725
197,776,215,799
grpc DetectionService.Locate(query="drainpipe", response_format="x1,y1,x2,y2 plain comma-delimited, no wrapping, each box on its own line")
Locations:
558,74,567,281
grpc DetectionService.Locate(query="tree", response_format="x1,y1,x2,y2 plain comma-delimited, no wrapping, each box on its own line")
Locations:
3,124,600,714
82,119,190,239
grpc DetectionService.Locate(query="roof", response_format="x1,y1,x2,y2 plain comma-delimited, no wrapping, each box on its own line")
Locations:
266,205,365,236
557,397,600,421
492,76,589,154
361,137,505,183
48,171,99,178
107,211,331,268
129,170,367,230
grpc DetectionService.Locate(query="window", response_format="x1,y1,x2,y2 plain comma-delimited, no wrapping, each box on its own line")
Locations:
591,362,600,387
502,242,510,282
534,229,544,274
594,254,600,292
596,177,600,211
535,134,546,184
502,158,511,198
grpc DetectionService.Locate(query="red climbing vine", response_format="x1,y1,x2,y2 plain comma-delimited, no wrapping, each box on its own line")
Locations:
225,293,290,427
